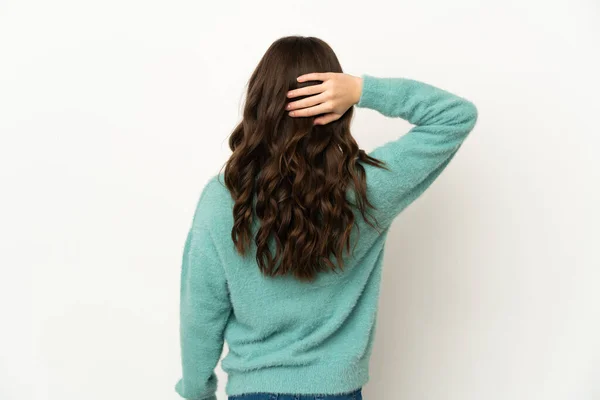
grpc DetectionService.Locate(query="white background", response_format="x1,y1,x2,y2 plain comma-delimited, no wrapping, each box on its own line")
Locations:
1,1,599,399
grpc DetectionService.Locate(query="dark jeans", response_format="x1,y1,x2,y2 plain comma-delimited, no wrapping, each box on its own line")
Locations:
228,388,362,400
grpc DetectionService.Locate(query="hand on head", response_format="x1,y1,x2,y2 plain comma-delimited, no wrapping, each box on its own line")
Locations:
285,72,363,125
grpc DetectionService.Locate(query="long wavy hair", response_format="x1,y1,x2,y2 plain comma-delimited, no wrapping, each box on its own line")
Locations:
221,36,388,282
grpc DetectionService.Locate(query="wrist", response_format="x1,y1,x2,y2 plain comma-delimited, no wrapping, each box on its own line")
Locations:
353,75,363,105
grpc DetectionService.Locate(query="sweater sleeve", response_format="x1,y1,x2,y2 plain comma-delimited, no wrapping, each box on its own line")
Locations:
355,74,478,229
175,183,233,400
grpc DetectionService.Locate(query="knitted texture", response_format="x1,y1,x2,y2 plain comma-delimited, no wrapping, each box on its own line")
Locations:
175,74,478,399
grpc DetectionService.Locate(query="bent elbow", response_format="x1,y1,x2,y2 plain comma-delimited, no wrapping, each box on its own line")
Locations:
462,100,478,132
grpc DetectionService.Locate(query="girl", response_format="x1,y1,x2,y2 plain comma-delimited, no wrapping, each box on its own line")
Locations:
175,35,478,400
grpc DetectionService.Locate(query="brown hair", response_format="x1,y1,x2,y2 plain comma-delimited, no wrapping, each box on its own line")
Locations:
220,35,387,282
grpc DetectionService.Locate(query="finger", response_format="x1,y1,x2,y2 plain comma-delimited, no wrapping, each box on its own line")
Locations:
287,83,324,98
297,72,330,82
314,113,339,125
287,92,328,111
289,102,330,118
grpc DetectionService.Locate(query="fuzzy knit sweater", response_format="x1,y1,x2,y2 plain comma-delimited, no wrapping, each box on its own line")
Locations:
174,74,478,399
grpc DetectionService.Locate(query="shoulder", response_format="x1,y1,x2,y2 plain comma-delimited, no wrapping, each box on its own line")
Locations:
199,172,229,204
191,172,232,228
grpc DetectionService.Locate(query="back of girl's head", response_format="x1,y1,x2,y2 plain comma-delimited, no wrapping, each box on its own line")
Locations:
222,35,386,282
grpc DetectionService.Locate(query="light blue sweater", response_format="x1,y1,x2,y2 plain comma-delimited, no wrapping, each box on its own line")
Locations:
174,74,478,399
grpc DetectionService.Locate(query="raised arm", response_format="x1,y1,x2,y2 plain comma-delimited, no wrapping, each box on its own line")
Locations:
286,72,478,231
356,74,478,229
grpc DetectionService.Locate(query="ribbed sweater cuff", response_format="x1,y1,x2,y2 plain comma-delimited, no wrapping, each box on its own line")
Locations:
356,73,390,110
